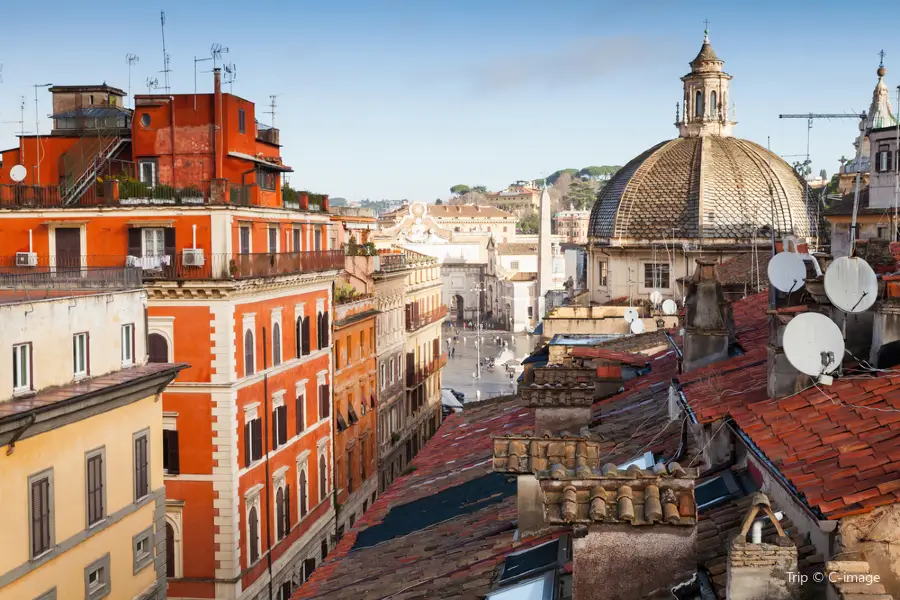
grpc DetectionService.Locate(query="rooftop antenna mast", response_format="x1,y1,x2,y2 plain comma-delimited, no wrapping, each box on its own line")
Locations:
266,94,277,127
210,44,229,71
223,63,237,94
125,54,139,108
3,96,28,136
159,11,171,94
145,77,160,96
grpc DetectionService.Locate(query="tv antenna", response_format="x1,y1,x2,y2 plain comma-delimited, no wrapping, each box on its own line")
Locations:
193,55,212,110
126,54,139,107
3,96,28,136
145,77,160,95
782,312,844,380
210,44,229,70
159,11,171,93
824,256,878,313
265,95,277,127
223,63,237,93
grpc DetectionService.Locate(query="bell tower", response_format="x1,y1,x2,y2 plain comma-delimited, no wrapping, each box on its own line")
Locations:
677,26,736,138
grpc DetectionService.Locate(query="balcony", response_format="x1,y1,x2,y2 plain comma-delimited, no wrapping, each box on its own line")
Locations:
0,250,345,282
405,353,448,388
405,305,448,332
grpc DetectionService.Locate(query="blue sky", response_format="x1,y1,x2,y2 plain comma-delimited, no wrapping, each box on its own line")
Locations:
1,0,897,201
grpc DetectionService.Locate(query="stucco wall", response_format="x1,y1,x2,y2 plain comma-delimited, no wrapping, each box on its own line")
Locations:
2,289,147,395
837,504,900,598
0,391,162,599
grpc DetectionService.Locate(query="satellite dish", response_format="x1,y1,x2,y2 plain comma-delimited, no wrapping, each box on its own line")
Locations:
623,308,639,323
662,299,677,315
649,290,663,304
783,312,844,376
10,164,26,183
767,252,807,294
630,319,645,334
824,256,878,313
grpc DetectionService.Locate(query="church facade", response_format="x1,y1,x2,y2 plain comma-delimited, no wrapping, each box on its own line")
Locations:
586,30,816,305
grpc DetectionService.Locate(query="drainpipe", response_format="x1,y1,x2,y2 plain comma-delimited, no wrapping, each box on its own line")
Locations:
169,96,176,188
213,68,224,180
331,278,339,539
261,327,274,600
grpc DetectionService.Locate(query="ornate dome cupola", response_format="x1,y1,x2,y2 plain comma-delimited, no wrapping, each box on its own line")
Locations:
867,53,898,131
677,28,737,138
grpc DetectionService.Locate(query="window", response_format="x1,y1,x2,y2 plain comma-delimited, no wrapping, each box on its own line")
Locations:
13,342,32,393
381,363,386,389
29,469,54,559
138,159,157,186
319,455,328,501
275,486,287,541
644,263,670,288
163,429,180,475
709,90,717,115
273,402,288,448
510,260,519,270
297,469,308,519
273,322,282,366
292,227,301,252
880,151,891,173
133,526,153,574
84,554,110,600
304,557,316,581
395,357,401,381
238,108,246,134
148,333,168,363
528,306,533,318
314,225,322,250
597,261,608,287
239,226,251,255
73,332,89,378
244,329,255,376
347,448,354,493
268,227,278,253
317,311,330,349
133,430,149,501
244,415,263,466
318,382,330,419
257,168,277,191
694,90,703,117
248,505,260,564
296,393,305,433
33,588,56,600
121,324,134,366
86,448,105,527
142,227,165,257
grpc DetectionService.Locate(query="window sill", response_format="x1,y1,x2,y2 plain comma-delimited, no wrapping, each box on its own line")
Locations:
88,518,107,530
30,548,54,563
13,388,35,399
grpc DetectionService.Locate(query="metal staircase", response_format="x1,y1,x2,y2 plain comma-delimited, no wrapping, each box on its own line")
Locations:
60,134,129,206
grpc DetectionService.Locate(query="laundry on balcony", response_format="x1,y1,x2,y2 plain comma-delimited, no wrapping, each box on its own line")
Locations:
127,254,171,270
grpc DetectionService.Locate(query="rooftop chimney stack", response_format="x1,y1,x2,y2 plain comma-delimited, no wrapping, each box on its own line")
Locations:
682,259,734,372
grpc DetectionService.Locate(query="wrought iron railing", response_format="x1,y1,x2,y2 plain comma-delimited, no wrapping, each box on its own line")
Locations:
405,305,448,332
0,266,142,290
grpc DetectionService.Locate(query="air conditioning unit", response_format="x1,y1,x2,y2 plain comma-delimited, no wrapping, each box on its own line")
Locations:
126,255,141,267
15,252,37,267
182,248,205,267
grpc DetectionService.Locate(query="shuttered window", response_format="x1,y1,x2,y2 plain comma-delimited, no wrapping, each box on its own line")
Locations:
276,487,285,540
299,470,308,517
273,322,282,366
163,429,180,475
244,330,255,376
86,452,105,526
318,383,330,419
272,405,287,448
296,393,305,433
244,417,263,467
134,432,149,500
319,455,328,501
30,473,53,558
248,506,260,564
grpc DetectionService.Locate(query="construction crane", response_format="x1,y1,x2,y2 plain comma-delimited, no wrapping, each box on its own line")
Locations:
779,112,867,250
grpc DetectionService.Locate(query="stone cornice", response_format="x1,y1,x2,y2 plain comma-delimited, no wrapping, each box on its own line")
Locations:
144,270,340,300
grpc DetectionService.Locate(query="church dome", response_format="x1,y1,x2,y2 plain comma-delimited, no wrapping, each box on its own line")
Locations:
588,30,816,244
588,136,814,241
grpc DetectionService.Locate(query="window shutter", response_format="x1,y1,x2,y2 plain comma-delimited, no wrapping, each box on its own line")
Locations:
296,394,304,433
272,409,280,449
244,422,251,467
31,480,41,556
302,318,310,355
323,312,329,347
169,430,180,475
128,228,143,257
295,318,301,358
300,473,307,517
284,484,291,531
252,419,263,459
433,338,439,359
164,227,176,257
278,406,288,443
890,151,895,173
163,429,170,471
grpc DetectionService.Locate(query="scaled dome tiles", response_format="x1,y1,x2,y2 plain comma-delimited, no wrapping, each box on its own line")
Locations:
588,136,815,243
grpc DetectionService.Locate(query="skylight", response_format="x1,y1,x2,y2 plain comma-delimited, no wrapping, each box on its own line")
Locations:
486,572,554,600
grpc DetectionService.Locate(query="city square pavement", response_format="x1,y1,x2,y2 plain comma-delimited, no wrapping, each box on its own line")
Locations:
440,327,539,402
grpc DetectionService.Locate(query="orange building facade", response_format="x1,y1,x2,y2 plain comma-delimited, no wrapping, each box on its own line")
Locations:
0,73,339,600
331,296,378,537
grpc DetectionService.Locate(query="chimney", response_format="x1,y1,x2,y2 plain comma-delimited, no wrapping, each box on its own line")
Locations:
520,364,596,435
213,68,224,180
726,493,798,600
767,307,810,399
682,259,734,372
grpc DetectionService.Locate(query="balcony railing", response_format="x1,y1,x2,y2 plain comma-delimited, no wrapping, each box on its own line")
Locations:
405,305,448,332
0,266,142,290
0,250,345,281
405,353,448,388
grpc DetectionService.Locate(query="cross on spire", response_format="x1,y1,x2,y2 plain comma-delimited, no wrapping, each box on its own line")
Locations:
879,49,886,67
703,19,710,40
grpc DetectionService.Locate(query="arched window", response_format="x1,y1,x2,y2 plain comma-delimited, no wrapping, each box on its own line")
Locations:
302,317,311,355
149,333,169,363
319,455,327,501
248,506,260,564
165,522,175,577
276,487,285,540
296,317,302,358
709,91,717,116
273,322,282,367
695,90,703,117
244,330,255,376
299,470,308,517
